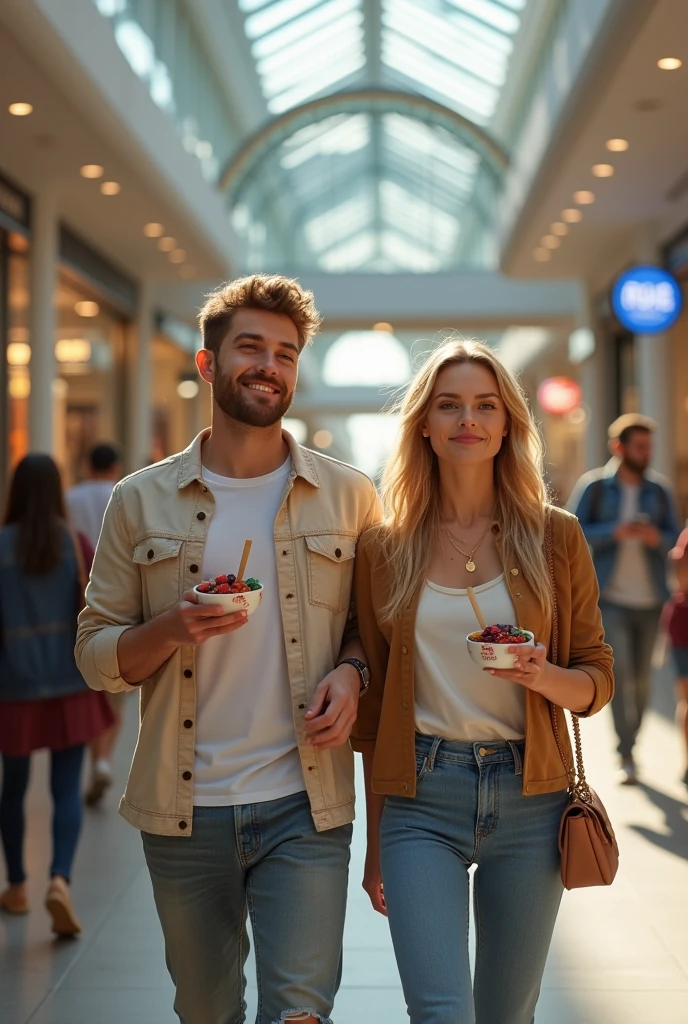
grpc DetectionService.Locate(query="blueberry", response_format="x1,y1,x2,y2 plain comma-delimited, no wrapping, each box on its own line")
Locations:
228,574,236,584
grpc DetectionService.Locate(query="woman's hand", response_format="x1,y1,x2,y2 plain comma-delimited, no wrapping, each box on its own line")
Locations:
484,643,551,691
362,850,387,917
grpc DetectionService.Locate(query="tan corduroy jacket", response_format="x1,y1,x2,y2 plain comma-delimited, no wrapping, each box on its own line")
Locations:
351,506,614,797
76,430,381,836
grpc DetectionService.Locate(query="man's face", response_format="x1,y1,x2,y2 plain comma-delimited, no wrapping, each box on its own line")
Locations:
199,308,300,427
619,429,653,473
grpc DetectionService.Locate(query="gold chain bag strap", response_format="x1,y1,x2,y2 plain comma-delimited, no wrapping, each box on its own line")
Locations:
545,516,619,889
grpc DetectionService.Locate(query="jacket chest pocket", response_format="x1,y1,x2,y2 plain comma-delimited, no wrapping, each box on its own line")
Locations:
305,534,356,614
133,537,183,617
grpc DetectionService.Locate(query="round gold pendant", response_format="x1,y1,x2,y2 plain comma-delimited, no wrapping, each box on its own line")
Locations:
466,560,476,572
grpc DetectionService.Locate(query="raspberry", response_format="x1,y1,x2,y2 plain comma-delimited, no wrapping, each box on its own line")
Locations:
215,575,229,585
215,583,230,594
230,582,249,593
196,582,211,593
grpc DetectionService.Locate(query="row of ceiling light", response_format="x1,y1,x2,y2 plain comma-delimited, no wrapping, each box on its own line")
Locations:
532,56,683,264
8,101,196,280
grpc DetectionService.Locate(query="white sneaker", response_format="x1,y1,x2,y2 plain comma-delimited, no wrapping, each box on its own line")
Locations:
619,758,638,785
85,760,112,806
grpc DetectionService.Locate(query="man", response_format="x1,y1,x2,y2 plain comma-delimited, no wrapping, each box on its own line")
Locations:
76,275,380,1024
67,442,124,805
570,414,679,784
66,443,121,549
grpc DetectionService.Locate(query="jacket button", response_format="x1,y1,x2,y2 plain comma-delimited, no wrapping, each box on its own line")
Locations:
403,702,409,710
282,549,288,555
182,771,192,781
147,549,154,560
291,637,298,643
183,719,193,728
510,568,519,576
189,564,199,573
184,669,192,678
197,512,206,521
335,548,342,558
402,783,409,792
179,820,188,830
286,593,294,599
298,703,305,709
515,592,522,598
402,646,408,654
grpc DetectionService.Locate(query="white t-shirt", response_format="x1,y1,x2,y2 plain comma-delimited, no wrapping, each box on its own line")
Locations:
603,483,659,609
193,457,306,806
66,480,114,549
414,574,526,741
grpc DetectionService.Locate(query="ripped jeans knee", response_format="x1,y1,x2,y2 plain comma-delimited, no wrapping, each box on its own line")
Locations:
272,1010,333,1024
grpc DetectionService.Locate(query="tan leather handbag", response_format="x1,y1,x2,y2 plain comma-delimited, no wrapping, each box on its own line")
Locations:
546,518,619,890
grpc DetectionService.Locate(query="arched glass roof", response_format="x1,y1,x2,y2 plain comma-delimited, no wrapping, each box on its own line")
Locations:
230,0,530,272
238,0,526,123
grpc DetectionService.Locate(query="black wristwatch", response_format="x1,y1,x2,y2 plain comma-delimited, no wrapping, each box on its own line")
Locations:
338,657,370,695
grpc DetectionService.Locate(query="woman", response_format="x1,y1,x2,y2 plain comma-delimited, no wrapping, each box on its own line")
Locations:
352,339,613,1024
0,454,113,935
663,526,688,788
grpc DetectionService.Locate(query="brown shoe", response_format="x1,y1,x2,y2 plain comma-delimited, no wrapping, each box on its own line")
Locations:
85,767,112,807
1,884,29,915
45,877,82,936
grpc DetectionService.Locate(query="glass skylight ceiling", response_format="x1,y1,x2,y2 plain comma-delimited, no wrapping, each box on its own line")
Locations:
233,0,528,271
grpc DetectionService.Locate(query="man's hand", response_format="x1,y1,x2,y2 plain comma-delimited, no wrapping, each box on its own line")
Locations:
304,662,360,749
613,523,636,541
634,523,661,548
362,850,387,916
163,589,248,647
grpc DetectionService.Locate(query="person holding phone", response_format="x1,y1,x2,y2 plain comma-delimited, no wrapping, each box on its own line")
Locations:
570,414,680,783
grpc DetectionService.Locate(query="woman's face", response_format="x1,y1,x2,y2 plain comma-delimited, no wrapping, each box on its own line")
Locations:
422,361,509,467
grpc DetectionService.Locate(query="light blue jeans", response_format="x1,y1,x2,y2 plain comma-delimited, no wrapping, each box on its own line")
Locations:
380,735,568,1024
142,791,352,1024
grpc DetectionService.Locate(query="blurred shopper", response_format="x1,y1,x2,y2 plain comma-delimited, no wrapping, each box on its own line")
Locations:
66,443,121,549
662,526,688,788
353,339,613,1024
76,276,379,1024
67,443,124,806
0,455,114,935
570,414,679,784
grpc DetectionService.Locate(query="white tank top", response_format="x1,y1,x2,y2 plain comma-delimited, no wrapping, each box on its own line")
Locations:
414,574,526,742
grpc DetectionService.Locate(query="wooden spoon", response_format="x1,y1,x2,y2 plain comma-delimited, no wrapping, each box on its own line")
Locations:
237,539,252,584
466,586,487,632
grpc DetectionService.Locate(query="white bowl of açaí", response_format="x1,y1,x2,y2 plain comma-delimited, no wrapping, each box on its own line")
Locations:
193,574,264,616
466,624,535,669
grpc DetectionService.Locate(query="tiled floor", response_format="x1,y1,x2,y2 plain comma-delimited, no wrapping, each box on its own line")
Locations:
1,675,687,1023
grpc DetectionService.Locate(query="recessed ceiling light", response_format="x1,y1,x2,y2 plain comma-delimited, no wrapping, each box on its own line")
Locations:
373,322,394,332
574,191,596,205
658,57,682,70
313,429,333,449
562,208,583,223
177,379,200,400
592,164,614,177
80,164,104,179
542,235,561,249
533,248,551,262
74,300,99,317
606,138,629,152
179,265,197,279
7,342,31,366
158,236,176,252
100,181,121,195
8,102,33,116
551,222,569,236
169,249,186,263
144,222,164,237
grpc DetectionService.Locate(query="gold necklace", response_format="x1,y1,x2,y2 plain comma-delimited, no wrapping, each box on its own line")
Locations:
441,514,495,573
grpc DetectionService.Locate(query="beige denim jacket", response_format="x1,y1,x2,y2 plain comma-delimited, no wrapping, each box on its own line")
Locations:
76,430,381,837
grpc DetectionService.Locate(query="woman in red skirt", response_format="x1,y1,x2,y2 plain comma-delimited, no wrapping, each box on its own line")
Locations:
0,454,113,935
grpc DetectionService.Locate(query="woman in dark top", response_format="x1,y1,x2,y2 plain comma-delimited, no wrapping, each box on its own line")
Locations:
0,454,113,935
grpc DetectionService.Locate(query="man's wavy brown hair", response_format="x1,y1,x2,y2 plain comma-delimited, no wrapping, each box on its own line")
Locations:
198,274,322,355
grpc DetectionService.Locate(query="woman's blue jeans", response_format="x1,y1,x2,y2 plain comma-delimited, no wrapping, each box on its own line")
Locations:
380,735,567,1024
0,745,85,884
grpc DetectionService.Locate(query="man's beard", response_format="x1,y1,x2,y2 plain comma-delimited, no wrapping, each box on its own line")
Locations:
213,366,293,427
623,455,649,475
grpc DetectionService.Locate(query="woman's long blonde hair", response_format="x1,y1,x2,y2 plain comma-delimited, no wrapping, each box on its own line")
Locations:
379,337,551,625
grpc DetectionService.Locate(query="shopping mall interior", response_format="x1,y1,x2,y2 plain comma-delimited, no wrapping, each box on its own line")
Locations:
1,2,688,1023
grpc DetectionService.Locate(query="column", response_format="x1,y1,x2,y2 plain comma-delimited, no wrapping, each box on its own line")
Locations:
579,342,608,471
125,284,153,473
637,332,674,482
29,191,58,452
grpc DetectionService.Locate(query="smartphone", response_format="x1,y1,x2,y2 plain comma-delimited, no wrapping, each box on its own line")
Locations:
632,513,651,526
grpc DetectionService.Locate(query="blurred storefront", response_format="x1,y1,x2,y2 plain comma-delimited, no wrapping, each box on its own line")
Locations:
666,227,688,519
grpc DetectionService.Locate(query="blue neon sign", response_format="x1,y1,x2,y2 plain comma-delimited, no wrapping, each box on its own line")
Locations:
612,265,683,333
